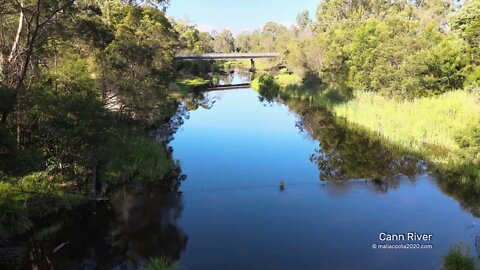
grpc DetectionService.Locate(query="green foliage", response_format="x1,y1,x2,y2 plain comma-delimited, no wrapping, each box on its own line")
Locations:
296,10,312,29
0,86,15,121
101,132,172,185
238,0,478,99
260,72,480,186
253,74,345,108
328,88,480,188
415,35,471,95
235,33,253,52
456,125,480,150
244,0,480,187
0,172,87,265
333,90,480,161
454,124,480,186
252,73,300,91
212,30,235,53
274,73,302,87
23,87,111,181
0,172,88,240
0,190,32,239
174,20,213,54
317,16,471,98
0,0,187,253
0,189,31,265
178,78,210,86
443,243,476,270
254,74,280,102
449,0,480,49
466,66,480,87
176,77,211,91
103,4,178,122
0,126,17,173
73,2,115,49
139,257,178,270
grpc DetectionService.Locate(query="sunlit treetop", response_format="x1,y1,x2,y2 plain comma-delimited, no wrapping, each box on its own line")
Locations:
123,0,170,10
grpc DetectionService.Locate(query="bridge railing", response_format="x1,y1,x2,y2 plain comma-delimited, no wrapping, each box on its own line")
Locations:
175,53,280,60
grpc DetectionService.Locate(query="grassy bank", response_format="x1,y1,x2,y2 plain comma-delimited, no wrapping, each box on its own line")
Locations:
333,90,480,161
252,74,480,186
170,77,212,96
334,89,480,186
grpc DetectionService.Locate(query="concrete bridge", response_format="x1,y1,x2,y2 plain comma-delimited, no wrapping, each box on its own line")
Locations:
175,53,279,60
175,52,280,72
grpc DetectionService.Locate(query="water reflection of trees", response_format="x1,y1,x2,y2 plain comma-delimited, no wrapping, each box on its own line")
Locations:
276,94,480,216
285,98,422,182
108,188,187,266
214,68,252,86
32,185,187,269
436,179,480,218
322,177,408,197
154,92,214,144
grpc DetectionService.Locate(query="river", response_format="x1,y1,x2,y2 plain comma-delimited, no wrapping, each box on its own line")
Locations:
41,72,480,269
169,75,478,270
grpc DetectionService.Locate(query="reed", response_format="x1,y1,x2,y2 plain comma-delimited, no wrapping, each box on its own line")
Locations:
333,89,480,166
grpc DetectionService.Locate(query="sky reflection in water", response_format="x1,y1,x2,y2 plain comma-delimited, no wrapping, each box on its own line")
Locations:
170,85,480,270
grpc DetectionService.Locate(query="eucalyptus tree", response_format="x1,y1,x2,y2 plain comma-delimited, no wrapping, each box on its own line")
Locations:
449,0,480,52
174,20,213,54
0,0,77,125
296,9,312,30
212,30,235,53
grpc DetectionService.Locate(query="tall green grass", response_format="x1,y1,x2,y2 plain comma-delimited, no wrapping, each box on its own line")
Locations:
172,77,211,96
332,89,480,190
251,73,301,89
333,89,480,166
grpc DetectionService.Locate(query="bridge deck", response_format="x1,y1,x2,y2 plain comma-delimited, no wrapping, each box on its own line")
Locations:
206,83,251,91
175,53,279,60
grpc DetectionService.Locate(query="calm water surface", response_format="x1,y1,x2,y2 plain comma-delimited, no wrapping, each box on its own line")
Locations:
168,76,480,269
41,73,480,270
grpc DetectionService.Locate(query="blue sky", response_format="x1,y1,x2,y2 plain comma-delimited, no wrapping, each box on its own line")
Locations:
167,0,320,35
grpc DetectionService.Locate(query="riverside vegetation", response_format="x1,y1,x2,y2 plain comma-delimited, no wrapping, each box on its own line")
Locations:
246,0,480,194
0,0,217,267
1,0,480,268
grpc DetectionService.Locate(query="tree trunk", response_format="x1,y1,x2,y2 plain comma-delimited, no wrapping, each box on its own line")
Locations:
15,0,41,92
89,162,97,198
0,14,4,79
8,0,24,63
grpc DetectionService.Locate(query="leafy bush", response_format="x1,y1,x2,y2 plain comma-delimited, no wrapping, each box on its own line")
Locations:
0,86,15,122
254,74,280,102
139,257,178,270
465,66,480,87
0,126,17,173
101,133,172,185
443,243,476,270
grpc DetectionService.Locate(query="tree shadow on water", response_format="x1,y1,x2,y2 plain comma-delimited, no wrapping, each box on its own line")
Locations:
45,187,188,270
284,96,480,218
2,180,189,270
